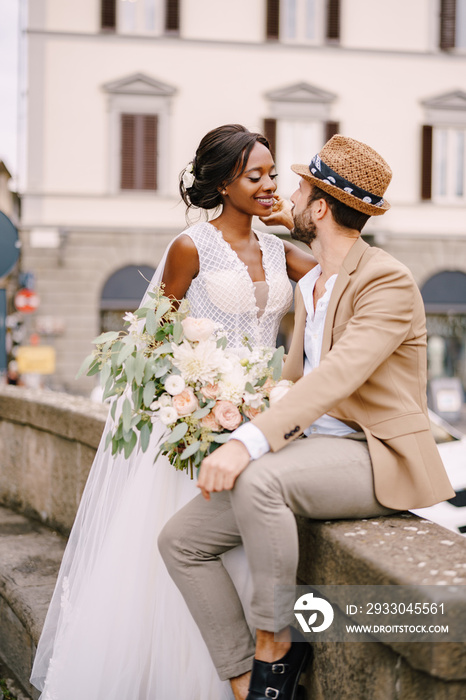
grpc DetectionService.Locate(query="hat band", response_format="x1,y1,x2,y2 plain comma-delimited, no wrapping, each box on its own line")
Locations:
309,155,385,208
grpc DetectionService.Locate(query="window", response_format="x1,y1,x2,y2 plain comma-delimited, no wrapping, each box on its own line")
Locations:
101,264,156,332
421,91,466,202
120,114,158,190
103,73,176,195
101,0,179,35
440,0,466,49
267,0,340,43
264,83,338,196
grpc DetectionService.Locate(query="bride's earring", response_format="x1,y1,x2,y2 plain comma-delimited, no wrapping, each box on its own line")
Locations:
221,189,227,195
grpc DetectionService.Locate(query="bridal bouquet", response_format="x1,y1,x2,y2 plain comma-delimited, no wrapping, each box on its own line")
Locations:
78,286,290,476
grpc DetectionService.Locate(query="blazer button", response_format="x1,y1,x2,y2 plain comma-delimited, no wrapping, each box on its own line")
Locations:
284,432,290,440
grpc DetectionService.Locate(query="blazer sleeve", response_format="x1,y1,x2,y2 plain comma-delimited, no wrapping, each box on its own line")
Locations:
253,260,417,451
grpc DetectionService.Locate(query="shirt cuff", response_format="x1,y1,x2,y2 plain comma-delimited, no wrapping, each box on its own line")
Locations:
229,422,270,460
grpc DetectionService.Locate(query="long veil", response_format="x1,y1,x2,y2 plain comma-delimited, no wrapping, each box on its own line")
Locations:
30,233,247,700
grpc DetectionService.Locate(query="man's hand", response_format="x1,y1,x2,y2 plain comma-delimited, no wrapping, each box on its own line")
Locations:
259,194,293,230
197,440,251,500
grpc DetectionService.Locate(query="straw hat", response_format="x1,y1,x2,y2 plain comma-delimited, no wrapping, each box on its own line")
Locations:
291,135,392,216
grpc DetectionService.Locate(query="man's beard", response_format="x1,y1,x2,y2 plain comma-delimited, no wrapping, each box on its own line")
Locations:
290,209,317,246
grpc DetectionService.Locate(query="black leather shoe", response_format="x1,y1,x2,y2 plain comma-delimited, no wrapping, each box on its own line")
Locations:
246,633,312,700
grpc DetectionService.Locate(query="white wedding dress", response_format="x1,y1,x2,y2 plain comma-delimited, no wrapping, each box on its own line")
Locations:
30,222,293,700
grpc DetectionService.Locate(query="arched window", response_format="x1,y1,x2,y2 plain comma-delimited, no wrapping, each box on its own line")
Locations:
421,270,466,385
100,264,155,332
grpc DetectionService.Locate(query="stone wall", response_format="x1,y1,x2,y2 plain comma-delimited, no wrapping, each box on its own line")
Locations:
0,385,107,534
0,386,466,698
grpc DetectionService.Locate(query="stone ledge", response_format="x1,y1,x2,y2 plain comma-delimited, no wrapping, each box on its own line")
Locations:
297,513,466,686
0,385,108,449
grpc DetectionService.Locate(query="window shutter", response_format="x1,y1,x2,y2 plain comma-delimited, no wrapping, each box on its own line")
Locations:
326,0,340,42
101,0,116,31
143,115,158,190
165,0,180,33
121,115,136,190
325,121,340,142
263,118,277,158
421,125,433,201
266,0,280,40
439,0,456,49
121,114,158,191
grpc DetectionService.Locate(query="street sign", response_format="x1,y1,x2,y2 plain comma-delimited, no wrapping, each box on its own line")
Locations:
0,211,20,278
16,345,56,375
14,288,40,313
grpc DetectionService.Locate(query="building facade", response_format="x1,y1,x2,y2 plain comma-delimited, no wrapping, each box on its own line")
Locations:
18,0,466,393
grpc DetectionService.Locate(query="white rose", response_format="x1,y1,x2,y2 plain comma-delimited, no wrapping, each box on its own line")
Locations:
243,391,264,409
150,393,172,411
158,406,178,425
181,317,216,342
164,375,186,396
269,380,292,406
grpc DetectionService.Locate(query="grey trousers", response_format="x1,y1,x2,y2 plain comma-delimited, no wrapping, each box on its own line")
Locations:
158,435,397,680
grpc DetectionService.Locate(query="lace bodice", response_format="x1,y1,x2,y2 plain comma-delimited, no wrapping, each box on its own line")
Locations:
184,222,293,349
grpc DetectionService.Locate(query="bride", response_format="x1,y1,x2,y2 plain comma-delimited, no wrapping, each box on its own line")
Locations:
30,124,315,700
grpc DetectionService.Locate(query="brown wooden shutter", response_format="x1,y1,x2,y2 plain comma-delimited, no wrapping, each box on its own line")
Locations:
266,0,280,40
165,0,180,33
143,115,158,190
440,0,456,49
121,114,158,191
421,125,433,201
325,121,340,143
263,118,277,158
121,115,136,189
326,0,340,41
101,0,116,31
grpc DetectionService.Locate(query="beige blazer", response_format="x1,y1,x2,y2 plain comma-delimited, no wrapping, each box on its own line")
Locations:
252,237,454,510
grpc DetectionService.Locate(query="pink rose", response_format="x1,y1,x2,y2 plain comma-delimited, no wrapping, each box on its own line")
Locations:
243,405,263,420
172,388,199,416
181,317,216,342
213,400,242,431
261,377,275,395
200,383,220,400
200,411,222,432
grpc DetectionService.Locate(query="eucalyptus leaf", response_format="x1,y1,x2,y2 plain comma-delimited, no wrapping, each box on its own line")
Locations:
125,355,136,385
133,307,148,319
212,432,231,444
118,341,136,366
110,399,118,421
76,353,95,379
181,441,201,460
100,362,111,387
104,430,113,451
143,380,156,407
216,336,228,350
145,310,157,335
191,406,211,419
93,331,120,344
172,321,183,344
135,353,146,385
166,422,188,443
102,374,115,401
124,431,138,459
122,397,132,433
245,382,255,395
87,360,102,377
140,421,152,453
154,298,172,323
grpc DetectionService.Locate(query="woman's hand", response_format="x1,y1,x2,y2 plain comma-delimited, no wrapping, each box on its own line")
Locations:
259,194,294,230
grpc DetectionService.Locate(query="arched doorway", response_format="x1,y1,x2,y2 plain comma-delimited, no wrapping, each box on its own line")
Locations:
100,264,156,332
421,270,466,387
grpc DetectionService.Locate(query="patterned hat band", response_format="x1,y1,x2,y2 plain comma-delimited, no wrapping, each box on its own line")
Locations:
309,155,385,208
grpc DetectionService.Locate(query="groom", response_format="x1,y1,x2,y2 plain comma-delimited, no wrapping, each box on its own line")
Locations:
159,135,454,700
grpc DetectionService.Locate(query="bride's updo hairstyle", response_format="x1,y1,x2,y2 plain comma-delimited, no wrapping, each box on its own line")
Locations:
180,124,270,212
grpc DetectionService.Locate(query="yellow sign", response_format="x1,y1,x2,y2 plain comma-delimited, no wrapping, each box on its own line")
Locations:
16,346,56,375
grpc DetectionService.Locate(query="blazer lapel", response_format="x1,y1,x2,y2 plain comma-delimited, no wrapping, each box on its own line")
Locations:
321,236,369,358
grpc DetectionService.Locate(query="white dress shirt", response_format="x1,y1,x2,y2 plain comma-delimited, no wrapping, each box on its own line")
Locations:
232,264,355,459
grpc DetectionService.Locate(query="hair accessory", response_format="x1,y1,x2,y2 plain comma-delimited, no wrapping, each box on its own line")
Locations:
182,162,195,189
291,135,392,216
